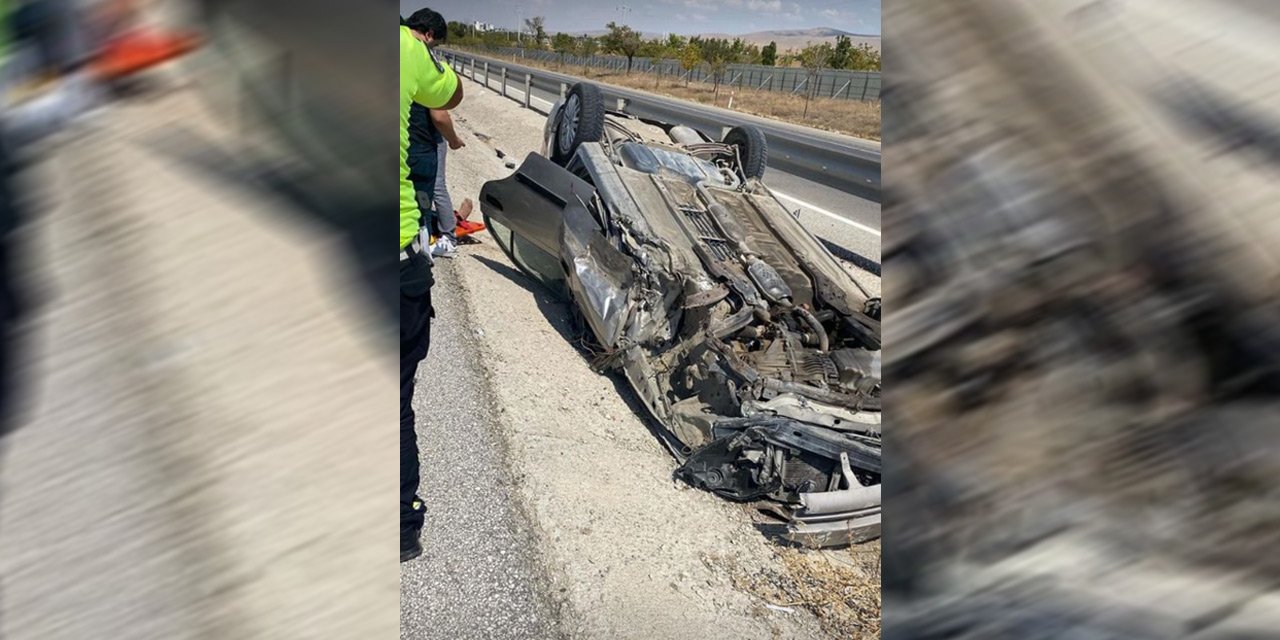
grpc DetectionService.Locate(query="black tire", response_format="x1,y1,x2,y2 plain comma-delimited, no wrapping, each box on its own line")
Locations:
724,125,768,180
551,83,606,165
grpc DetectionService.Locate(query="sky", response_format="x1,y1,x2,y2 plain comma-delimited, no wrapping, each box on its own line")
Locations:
399,0,881,37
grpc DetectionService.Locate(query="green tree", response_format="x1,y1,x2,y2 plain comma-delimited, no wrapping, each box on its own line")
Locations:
679,42,701,87
698,37,738,99
552,32,575,68
638,38,666,59
848,43,881,71
603,21,642,74
644,35,689,87
577,36,599,74
482,29,509,48
829,35,853,69
797,42,834,118
524,16,547,47
761,41,777,66
446,21,470,45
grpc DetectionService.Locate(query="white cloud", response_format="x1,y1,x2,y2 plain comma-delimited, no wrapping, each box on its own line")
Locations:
673,0,782,17
747,0,782,11
821,8,842,19
687,0,776,9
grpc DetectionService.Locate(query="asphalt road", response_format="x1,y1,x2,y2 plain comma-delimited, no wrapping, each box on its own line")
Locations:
400,260,564,640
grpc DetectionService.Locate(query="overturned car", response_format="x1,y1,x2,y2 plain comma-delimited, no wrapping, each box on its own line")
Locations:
480,82,881,546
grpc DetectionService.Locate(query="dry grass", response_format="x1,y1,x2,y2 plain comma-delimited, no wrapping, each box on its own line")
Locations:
455,49,881,141
706,542,882,639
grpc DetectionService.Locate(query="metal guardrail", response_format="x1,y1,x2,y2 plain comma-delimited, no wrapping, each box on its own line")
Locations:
441,50,881,200
477,46,882,102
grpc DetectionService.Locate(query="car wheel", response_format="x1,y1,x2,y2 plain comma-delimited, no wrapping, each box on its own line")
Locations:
552,83,605,165
724,125,768,180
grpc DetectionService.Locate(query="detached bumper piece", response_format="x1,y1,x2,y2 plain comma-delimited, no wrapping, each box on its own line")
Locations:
674,418,882,547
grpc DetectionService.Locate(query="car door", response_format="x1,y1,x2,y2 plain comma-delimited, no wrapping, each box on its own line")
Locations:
480,152,596,291
481,151,635,348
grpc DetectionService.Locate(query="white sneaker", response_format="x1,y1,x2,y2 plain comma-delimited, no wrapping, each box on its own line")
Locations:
430,235,457,258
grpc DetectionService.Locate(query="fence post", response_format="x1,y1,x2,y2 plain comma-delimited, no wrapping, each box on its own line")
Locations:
559,82,567,98
469,57,475,80
860,74,870,101
524,73,532,108
501,67,507,98
834,79,851,100
483,61,489,86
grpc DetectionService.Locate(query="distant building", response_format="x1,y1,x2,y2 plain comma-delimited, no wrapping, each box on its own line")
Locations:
471,21,498,33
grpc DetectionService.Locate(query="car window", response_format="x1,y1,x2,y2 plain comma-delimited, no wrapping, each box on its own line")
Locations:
487,216,567,295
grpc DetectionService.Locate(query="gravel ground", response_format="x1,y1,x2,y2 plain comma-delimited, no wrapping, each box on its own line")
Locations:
396,76,874,639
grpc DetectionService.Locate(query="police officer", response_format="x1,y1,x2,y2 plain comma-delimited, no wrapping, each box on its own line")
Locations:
1,0,100,437
405,10,467,259
400,9,462,563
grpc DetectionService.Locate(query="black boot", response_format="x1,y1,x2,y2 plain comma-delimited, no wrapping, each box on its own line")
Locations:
400,531,423,563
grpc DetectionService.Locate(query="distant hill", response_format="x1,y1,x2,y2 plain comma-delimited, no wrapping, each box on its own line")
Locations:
568,27,881,53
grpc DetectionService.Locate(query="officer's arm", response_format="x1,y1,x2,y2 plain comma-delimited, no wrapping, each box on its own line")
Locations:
439,82,463,110
414,73,461,110
430,108,464,148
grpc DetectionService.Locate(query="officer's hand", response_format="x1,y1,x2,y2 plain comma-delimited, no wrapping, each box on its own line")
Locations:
449,138,466,151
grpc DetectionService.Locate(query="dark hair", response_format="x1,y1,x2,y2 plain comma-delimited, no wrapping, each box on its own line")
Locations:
405,8,447,42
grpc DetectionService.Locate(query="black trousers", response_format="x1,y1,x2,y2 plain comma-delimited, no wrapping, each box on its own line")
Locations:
400,249,433,543
0,138,26,439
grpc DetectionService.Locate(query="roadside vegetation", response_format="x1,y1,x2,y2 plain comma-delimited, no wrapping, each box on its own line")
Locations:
709,542,882,639
444,19,881,140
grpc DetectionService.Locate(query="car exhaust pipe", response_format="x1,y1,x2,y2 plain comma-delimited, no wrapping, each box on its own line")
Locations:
799,483,881,516
668,125,703,145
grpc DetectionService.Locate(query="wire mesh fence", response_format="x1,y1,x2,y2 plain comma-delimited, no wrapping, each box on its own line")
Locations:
458,46,881,101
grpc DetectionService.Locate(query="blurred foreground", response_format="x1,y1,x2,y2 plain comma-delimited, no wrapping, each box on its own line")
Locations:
0,2,398,637
883,1,1279,638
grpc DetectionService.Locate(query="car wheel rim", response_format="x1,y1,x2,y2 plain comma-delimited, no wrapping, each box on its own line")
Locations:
559,94,580,154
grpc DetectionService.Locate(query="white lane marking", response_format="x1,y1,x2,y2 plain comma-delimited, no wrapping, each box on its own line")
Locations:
772,191,881,237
